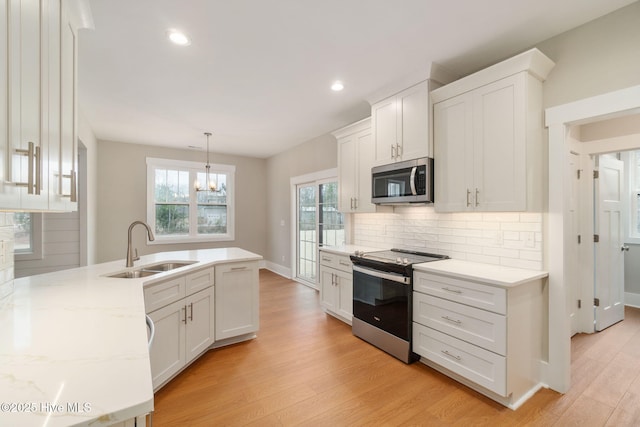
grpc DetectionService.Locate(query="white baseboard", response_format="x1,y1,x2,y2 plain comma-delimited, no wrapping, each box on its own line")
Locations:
264,261,292,279
625,292,640,308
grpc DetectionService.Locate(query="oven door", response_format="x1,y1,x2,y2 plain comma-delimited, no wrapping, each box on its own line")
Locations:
352,265,411,340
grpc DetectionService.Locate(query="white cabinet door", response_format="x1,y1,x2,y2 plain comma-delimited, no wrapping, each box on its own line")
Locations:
335,118,375,213
335,269,353,321
434,74,527,212
472,74,526,211
8,0,46,210
215,262,259,340
148,299,186,390
372,97,397,165
372,81,430,166
433,92,473,212
337,133,357,212
355,128,375,212
397,81,430,162
319,265,337,312
0,0,20,209
185,287,215,363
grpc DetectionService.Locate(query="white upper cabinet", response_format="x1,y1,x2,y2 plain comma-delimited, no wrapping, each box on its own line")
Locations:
371,80,432,166
1,0,90,212
334,118,376,213
432,48,555,212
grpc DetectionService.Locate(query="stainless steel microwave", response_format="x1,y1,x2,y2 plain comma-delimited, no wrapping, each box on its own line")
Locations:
371,157,434,204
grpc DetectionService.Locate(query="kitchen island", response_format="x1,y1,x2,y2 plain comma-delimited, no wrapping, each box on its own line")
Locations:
0,247,262,427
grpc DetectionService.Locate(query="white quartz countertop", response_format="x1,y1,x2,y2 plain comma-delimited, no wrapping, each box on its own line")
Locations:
414,259,548,287
0,247,262,427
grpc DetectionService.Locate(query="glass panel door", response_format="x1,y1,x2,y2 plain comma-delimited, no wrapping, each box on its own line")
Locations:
297,184,317,283
319,182,344,247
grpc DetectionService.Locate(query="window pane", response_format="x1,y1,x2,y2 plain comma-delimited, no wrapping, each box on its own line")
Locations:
14,213,32,252
155,204,189,235
197,205,227,234
156,169,189,203
319,182,344,247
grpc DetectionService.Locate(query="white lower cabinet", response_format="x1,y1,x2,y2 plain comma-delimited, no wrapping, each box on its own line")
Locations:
145,267,215,390
319,250,353,323
214,261,259,340
412,269,544,408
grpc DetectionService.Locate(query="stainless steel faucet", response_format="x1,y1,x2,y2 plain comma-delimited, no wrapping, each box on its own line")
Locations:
126,221,155,267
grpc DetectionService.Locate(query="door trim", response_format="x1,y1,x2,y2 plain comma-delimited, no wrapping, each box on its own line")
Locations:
546,84,640,393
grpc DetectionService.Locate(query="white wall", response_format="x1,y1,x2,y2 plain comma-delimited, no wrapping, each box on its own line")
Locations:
264,134,338,272
78,110,99,265
0,213,15,300
96,140,268,263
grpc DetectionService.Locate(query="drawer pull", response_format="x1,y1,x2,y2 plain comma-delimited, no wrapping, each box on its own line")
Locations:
441,350,462,361
441,315,462,325
321,257,332,262
182,306,187,324
339,261,351,266
189,303,194,321
442,287,463,294
230,266,248,271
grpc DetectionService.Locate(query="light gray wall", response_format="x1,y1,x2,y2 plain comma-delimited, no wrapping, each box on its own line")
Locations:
624,246,640,295
96,140,267,263
537,2,640,109
78,111,98,265
265,133,339,271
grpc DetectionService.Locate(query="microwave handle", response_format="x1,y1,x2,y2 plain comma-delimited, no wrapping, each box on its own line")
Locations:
410,166,418,196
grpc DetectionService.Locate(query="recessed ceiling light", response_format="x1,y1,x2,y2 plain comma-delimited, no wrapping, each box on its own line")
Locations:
331,81,344,92
167,29,191,46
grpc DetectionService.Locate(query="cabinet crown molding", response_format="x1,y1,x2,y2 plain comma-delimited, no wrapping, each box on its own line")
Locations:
331,117,371,139
431,48,555,103
365,62,459,105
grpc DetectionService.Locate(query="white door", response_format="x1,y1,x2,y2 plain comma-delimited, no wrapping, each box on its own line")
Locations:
594,156,625,331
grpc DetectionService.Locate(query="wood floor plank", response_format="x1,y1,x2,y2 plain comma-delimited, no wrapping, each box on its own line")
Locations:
152,271,640,426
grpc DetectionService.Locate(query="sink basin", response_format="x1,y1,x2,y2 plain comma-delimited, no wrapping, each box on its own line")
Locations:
107,269,160,279
143,261,197,272
105,261,197,279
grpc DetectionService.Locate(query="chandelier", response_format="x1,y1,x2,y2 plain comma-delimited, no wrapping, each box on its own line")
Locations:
194,132,217,192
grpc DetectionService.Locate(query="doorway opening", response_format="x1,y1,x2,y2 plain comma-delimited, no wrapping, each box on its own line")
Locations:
547,86,640,393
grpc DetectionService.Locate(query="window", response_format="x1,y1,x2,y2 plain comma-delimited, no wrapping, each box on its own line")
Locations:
14,213,43,260
147,158,235,243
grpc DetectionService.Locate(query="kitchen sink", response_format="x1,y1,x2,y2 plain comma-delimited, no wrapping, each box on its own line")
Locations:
105,261,197,279
142,261,197,271
107,269,160,279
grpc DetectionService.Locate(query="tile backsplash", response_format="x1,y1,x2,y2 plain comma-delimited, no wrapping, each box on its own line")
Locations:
0,213,15,300
353,206,543,270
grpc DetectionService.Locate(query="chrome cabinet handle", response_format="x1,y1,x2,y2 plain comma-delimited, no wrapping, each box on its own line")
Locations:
466,189,471,207
354,197,358,209
442,287,462,294
441,315,462,325
339,260,351,267
321,257,332,262
182,306,187,324
189,303,194,321
28,142,34,194
441,350,462,361
34,145,41,195
396,143,402,158
391,144,396,159
231,266,248,271
475,188,479,207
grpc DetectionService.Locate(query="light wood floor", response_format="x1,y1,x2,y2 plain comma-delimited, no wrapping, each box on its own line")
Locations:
153,270,640,426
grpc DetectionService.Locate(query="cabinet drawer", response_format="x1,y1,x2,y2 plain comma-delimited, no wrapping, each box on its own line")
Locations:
414,272,506,314
413,323,507,396
186,267,214,295
319,251,352,274
144,276,186,313
413,293,506,355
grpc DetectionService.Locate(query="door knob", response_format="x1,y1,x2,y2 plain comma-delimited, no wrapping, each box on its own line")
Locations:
621,245,630,252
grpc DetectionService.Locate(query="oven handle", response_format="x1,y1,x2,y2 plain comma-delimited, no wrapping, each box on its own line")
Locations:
352,265,410,285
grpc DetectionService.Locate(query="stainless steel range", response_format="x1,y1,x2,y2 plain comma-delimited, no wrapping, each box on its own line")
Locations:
350,248,448,363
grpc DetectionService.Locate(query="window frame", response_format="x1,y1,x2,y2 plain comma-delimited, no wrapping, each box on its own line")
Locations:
14,213,43,261
146,157,235,244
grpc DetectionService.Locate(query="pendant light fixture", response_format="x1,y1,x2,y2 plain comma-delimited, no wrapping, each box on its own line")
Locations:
194,132,217,192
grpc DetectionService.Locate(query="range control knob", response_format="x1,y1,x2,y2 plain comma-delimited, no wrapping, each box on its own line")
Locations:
403,258,409,265
396,257,403,264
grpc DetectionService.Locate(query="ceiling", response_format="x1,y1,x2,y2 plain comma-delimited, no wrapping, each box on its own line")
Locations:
78,0,636,158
